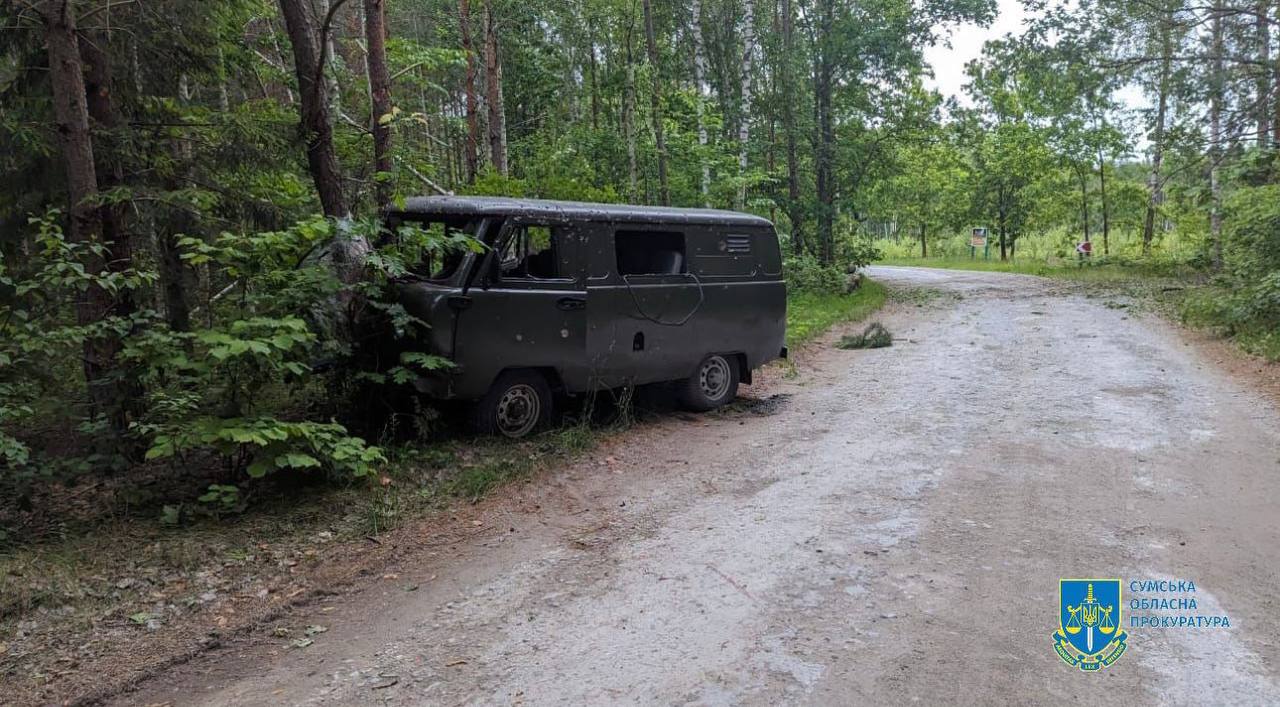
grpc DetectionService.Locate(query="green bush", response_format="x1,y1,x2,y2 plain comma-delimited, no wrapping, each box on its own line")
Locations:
783,254,845,293
0,212,479,517
1182,183,1280,358
1,212,156,487
146,417,385,479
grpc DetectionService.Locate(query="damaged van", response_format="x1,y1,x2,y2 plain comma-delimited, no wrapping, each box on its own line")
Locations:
385,196,787,437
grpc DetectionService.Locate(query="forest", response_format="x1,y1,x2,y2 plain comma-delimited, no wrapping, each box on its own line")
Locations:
2,0,1280,531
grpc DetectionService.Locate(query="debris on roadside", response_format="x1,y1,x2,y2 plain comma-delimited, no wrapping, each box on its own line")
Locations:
837,322,893,350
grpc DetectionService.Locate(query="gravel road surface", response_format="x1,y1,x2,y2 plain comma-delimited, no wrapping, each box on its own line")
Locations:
124,266,1280,706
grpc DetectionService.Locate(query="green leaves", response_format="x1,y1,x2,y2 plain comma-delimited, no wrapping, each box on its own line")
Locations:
364,220,485,285
0,430,30,468
378,351,454,389
197,484,246,515
0,213,161,486
90,213,429,496
399,351,452,371
148,417,386,481
1182,183,1280,356
277,452,321,469
195,317,314,364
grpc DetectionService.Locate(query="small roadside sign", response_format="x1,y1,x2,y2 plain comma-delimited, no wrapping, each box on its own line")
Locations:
970,227,989,260
1076,240,1093,257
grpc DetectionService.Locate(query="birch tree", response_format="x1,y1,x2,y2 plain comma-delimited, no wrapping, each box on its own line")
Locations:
691,0,711,206
641,0,670,204
736,0,757,210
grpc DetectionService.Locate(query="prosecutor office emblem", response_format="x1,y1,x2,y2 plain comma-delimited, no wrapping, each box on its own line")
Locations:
1053,579,1128,671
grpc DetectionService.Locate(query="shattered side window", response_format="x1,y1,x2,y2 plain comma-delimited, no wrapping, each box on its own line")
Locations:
497,224,564,280
399,218,477,280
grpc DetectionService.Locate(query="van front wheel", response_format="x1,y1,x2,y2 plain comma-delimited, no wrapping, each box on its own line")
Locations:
679,354,739,412
472,370,552,438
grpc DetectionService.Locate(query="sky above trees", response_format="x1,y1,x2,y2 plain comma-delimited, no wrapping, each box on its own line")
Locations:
925,0,1028,102
926,0,1146,113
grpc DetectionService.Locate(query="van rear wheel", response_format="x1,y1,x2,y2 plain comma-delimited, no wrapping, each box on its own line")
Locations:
472,370,552,438
678,354,739,412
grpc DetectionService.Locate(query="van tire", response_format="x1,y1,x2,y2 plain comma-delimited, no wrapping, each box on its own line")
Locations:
472,370,553,438
678,354,739,412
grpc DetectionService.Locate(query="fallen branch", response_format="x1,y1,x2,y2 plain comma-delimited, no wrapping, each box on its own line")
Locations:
407,165,453,196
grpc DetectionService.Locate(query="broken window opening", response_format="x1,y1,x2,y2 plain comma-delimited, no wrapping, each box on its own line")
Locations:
398,217,478,281
615,230,686,276
498,224,564,280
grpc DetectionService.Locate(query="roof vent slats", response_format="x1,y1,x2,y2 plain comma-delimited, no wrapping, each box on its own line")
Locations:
725,234,752,254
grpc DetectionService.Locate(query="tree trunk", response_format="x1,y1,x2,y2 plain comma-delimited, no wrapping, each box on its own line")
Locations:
1097,150,1110,256
316,0,344,115
997,197,1008,261
279,0,369,295
364,0,393,209
80,35,133,305
278,0,349,218
1258,0,1272,147
735,0,756,210
1209,1,1225,268
1142,19,1171,255
587,17,600,131
43,2,126,423
1274,0,1280,146
160,69,197,333
46,6,99,254
269,26,298,105
782,0,803,255
1076,164,1091,245
641,0,669,205
766,65,776,225
813,0,835,265
459,0,481,182
81,31,142,430
482,1,507,176
217,47,232,113
919,223,927,258
691,0,710,206
623,19,639,201
157,202,194,333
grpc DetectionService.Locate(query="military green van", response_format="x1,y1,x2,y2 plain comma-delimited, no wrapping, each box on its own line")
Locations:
385,196,787,437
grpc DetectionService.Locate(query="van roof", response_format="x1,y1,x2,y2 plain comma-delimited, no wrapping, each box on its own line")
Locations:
391,196,773,228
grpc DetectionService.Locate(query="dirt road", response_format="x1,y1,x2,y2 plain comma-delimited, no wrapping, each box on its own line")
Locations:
125,266,1280,706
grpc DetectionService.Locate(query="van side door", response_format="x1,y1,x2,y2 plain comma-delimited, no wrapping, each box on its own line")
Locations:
451,217,589,398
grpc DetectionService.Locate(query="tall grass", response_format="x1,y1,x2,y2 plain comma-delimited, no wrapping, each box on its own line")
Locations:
873,255,1197,283
876,225,1204,267
787,280,888,346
